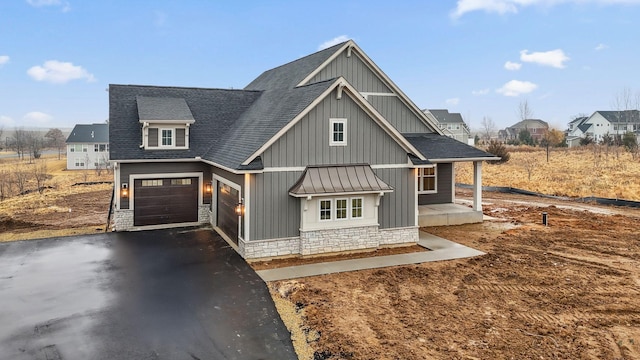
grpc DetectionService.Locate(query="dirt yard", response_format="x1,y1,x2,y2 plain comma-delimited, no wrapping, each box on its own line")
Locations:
270,192,640,359
0,155,112,241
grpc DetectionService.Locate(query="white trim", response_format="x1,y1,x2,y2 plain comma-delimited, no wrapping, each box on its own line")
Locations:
414,168,418,227
319,199,332,221
428,157,501,163
451,163,456,203
351,197,364,219
360,92,397,101
244,173,251,242
129,172,204,214
212,173,241,192
329,118,348,146
297,40,443,135
335,197,349,220
242,78,428,166
263,163,412,173
212,174,243,241
417,166,437,194
289,189,393,198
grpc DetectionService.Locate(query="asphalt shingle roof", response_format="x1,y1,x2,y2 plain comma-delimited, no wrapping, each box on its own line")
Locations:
109,85,261,162
404,133,497,160
137,96,195,121
66,123,109,143
428,109,464,124
244,42,346,91
597,110,640,123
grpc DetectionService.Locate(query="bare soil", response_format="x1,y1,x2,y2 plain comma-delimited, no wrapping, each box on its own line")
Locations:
270,192,640,359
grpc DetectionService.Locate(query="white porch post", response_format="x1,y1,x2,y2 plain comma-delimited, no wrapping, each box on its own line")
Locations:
473,161,482,211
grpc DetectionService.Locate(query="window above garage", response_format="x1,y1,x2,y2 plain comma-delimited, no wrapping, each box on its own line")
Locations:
137,96,195,150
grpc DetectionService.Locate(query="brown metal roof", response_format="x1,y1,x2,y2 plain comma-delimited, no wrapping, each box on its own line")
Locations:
289,164,393,197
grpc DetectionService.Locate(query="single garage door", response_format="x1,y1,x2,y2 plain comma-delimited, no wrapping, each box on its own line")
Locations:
217,183,239,244
134,177,199,226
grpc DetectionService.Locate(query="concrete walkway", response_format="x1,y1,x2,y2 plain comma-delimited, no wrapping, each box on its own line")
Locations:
255,232,485,281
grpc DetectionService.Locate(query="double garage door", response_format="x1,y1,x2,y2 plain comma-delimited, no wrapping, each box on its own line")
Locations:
133,177,199,227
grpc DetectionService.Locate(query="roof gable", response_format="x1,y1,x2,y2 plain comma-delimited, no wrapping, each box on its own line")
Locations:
427,109,465,124
66,123,109,143
240,78,427,167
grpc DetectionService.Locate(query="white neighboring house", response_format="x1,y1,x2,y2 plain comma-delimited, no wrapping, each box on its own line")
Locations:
566,110,640,147
424,109,471,144
66,123,109,170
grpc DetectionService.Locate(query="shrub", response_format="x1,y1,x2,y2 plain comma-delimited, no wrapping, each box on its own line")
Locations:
486,140,510,164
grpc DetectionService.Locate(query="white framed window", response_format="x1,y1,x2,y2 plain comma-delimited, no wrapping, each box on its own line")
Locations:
94,144,108,152
319,199,332,221
75,158,85,167
351,198,363,218
69,144,88,152
418,166,437,194
161,129,173,146
141,179,163,187
330,118,347,146
336,198,348,220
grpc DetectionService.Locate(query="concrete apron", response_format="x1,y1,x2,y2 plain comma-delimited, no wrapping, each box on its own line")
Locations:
256,231,485,282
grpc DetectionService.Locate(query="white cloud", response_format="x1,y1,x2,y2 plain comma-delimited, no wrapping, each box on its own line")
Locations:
27,60,95,84
446,98,460,105
23,111,53,124
26,0,70,11
595,43,608,51
496,80,538,97
0,55,9,67
451,0,640,19
504,61,522,70
318,35,350,50
520,49,569,68
0,115,15,126
472,88,491,95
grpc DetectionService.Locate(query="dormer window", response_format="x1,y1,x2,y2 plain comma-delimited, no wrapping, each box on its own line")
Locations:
136,96,195,150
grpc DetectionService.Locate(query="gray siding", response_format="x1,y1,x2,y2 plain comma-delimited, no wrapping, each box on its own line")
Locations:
374,168,416,229
418,163,453,205
309,52,391,93
249,171,302,240
368,95,432,133
119,162,211,209
261,93,408,168
212,167,244,189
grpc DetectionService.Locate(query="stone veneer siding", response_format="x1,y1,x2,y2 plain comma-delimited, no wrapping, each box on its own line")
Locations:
112,204,210,231
241,225,419,259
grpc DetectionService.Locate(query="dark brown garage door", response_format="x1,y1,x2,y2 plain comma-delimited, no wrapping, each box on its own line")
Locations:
134,177,199,226
217,183,239,244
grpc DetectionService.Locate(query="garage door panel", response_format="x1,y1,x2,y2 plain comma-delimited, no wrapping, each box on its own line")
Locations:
217,184,239,243
134,177,199,227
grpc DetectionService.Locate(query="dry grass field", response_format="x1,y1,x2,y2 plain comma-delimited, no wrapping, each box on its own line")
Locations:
456,146,640,200
0,154,112,241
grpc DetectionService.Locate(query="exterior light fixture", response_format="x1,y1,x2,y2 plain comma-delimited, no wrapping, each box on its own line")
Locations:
205,182,212,194
121,183,129,198
235,200,245,216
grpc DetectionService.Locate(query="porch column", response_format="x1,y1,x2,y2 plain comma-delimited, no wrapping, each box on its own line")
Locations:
473,161,482,211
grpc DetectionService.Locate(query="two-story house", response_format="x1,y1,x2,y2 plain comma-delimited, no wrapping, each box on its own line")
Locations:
499,119,549,142
424,109,471,144
66,123,109,170
109,41,498,259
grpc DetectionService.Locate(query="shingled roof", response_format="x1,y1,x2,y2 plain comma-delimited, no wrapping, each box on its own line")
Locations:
428,109,465,124
245,42,346,91
404,133,498,161
597,110,640,123
66,123,109,143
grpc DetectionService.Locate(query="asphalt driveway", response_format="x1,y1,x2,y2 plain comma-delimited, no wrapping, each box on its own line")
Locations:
0,228,296,360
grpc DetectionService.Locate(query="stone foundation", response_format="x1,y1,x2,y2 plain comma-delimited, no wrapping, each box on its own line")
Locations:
242,226,419,259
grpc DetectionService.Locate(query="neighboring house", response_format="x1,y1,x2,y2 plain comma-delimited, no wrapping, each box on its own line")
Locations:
499,119,549,142
66,123,109,170
109,40,498,259
424,109,471,144
565,110,640,147
565,116,590,147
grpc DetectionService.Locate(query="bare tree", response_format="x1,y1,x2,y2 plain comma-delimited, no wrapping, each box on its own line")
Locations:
25,131,45,163
0,170,14,200
611,87,640,111
481,116,496,141
522,157,538,181
518,99,534,121
45,128,66,160
11,127,27,160
33,160,48,194
13,163,30,195
0,126,4,151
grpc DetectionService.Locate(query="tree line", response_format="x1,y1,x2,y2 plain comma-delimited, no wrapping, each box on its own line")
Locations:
1,127,66,161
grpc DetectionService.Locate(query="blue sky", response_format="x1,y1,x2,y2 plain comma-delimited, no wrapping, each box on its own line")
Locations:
1,0,639,131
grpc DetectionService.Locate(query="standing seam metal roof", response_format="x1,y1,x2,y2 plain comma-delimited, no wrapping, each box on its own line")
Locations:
289,164,393,196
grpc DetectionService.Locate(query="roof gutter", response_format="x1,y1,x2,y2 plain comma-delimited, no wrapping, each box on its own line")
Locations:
428,157,501,163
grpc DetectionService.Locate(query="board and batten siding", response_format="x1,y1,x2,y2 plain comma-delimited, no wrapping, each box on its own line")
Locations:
367,95,432,134
308,51,391,93
118,162,211,209
418,163,453,205
260,93,408,168
249,171,302,241
374,167,416,229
